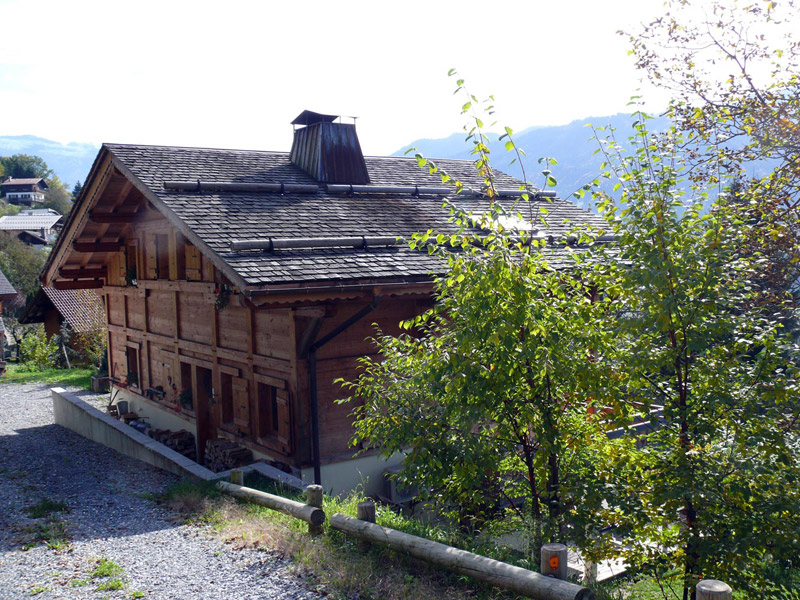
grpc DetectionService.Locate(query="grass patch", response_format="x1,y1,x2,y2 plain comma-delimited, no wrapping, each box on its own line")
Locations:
91,557,124,579
166,475,520,600
25,498,70,519
129,592,146,598
3,363,93,389
28,586,48,596
96,578,125,591
24,518,70,550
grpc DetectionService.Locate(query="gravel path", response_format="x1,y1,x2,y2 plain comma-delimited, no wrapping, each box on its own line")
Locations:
0,382,318,600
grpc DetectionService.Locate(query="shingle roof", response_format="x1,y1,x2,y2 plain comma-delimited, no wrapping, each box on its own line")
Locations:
0,269,16,298
0,214,62,230
21,287,105,332
1,178,46,186
43,288,105,332
106,144,608,287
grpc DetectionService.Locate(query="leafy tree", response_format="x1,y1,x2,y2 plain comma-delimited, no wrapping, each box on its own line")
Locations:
343,74,616,554
625,0,800,331
0,232,48,298
590,114,800,600
43,175,73,217
342,214,615,552
0,154,53,180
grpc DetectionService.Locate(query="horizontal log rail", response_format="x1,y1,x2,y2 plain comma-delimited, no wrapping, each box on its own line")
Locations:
216,481,324,526
329,513,594,600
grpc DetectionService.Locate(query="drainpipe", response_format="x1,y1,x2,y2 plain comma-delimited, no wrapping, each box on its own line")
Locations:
308,295,380,485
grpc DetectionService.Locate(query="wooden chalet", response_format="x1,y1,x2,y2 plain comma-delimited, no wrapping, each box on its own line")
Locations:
1,177,48,205
41,110,604,492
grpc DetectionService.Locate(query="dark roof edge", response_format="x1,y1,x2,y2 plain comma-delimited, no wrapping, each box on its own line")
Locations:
244,277,436,298
41,145,112,287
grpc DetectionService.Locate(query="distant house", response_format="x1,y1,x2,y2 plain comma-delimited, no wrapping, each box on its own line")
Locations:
0,177,48,205
40,109,605,492
0,211,62,246
20,286,105,339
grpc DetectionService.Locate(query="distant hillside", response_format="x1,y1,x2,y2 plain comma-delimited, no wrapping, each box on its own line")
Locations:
0,135,99,188
395,113,672,210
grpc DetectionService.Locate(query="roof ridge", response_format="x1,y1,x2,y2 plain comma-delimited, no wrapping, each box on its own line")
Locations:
104,142,293,155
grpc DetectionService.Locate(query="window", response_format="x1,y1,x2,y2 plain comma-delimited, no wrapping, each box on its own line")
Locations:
125,346,139,388
220,372,234,424
257,382,278,438
179,362,193,411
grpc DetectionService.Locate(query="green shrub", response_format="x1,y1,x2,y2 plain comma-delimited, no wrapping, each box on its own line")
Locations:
18,327,58,370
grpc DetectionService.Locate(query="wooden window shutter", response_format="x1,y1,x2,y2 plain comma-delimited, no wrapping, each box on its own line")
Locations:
275,389,292,454
232,377,250,432
186,245,202,281
145,233,158,279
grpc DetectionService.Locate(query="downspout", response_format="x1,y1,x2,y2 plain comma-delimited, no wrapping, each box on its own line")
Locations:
308,295,380,485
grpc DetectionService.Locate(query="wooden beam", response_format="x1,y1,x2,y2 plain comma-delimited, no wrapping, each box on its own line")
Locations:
52,280,104,290
105,323,292,374
88,211,139,224
72,241,123,253
58,267,107,279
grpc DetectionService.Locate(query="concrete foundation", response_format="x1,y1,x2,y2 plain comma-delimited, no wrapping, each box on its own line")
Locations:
51,387,215,480
302,452,404,497
52,387,398,495
51,387,306,488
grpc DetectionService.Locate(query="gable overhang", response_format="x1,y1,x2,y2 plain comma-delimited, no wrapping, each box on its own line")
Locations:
42,145,251,292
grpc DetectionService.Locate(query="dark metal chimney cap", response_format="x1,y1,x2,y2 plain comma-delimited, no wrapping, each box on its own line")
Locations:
291,110,339,127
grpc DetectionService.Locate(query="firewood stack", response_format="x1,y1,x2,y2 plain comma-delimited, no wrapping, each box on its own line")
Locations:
204,438,254,472
148,429,197,462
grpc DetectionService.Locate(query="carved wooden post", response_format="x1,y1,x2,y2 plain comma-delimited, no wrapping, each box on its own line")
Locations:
230,469,244,485
306,484,324,536
356,501,376,552
696,580,732,600
540,543,568,580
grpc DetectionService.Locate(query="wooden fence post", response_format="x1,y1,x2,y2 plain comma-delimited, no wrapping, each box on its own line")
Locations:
356,501,376,552
541,543,569,581
696,580,732,600
230,469,244,485
306,484,324,536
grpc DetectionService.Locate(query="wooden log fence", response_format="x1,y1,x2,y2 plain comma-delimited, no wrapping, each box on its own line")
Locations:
215,480,325,527
329,511,594,600
211,480,736,600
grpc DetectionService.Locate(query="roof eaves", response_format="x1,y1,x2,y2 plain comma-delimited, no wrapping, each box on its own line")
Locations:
41,146,114,287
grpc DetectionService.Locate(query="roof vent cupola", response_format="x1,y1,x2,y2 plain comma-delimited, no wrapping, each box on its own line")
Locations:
289,110,370,184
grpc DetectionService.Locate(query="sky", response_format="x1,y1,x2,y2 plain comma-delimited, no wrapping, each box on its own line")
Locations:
0,0,670,155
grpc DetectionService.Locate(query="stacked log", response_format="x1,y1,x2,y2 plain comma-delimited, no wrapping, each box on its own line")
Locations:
149,429,197,462
205,438,253,472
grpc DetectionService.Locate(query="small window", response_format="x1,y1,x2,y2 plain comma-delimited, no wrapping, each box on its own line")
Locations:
220,372,234,424
257,382,278,438
125,347,139,388
179,362,194,411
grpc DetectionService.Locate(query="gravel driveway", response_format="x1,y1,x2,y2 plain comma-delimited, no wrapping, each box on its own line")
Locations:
0,382,317,600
